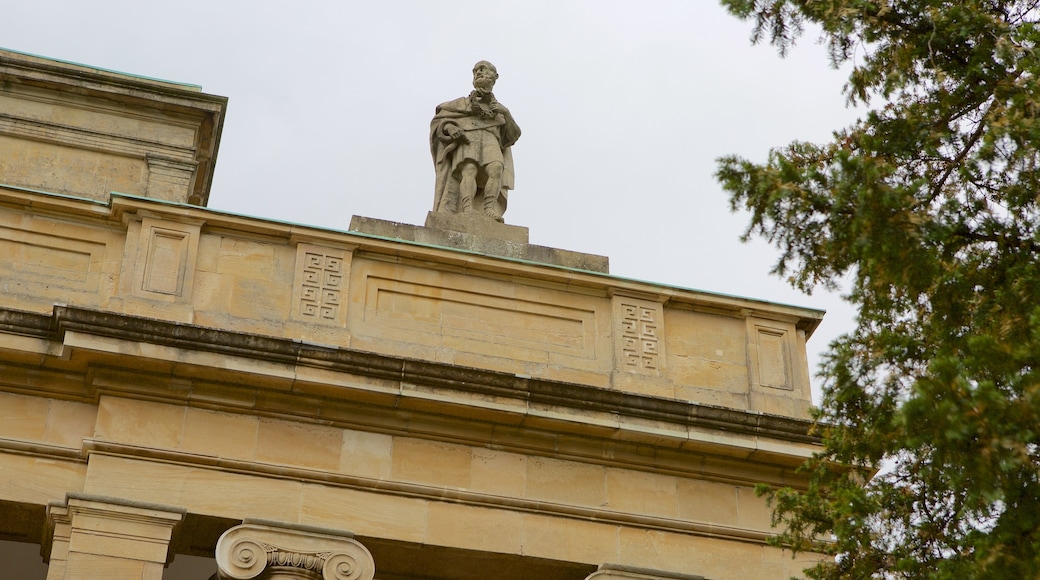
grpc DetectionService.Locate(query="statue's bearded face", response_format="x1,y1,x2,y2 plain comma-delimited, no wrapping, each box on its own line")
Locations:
472,64,497,92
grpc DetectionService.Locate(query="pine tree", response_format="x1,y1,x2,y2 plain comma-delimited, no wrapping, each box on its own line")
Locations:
716,1,1040,577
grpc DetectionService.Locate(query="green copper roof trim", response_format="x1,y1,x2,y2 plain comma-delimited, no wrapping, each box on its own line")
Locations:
0,182,109,205
0,46,202,91
109,191,202,208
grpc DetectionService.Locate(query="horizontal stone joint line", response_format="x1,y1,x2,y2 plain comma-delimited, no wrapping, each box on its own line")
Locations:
82,441,776,546
0,113,197,159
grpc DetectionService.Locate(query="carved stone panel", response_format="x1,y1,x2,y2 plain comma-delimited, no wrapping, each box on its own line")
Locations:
612,295,665,376
291,243,352,327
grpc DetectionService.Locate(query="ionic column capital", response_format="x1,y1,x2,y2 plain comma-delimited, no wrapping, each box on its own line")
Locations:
215,522,375,580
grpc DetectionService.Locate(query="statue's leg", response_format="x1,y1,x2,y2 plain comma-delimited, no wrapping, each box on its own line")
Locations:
458,161,479,213
483,162,504,219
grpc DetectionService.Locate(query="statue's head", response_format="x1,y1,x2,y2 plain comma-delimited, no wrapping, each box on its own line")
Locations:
472,61,498,93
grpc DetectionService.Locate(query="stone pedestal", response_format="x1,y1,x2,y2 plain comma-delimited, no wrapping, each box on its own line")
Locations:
587,564,707,580
349,214,610,273
215,522,375,580
44,495,185,580
423,211,530,243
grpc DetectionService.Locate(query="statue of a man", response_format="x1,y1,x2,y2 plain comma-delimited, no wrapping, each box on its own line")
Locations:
430,61,521,223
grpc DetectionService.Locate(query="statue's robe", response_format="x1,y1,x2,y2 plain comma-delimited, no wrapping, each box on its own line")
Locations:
430,96,521,215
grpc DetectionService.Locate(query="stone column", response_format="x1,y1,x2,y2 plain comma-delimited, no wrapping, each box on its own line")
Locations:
215,522,375,580
43,502,72,580
44,494,185,580
586,564,707,580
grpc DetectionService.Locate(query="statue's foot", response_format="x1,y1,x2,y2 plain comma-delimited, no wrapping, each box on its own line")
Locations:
484,208,504,223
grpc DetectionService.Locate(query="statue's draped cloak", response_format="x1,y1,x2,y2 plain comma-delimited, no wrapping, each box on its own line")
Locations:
430,96,521,213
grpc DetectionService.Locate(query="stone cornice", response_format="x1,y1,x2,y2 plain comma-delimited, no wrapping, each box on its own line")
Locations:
3,304,821,449
0,49,226,206
0,111,197,160
0,48,213,98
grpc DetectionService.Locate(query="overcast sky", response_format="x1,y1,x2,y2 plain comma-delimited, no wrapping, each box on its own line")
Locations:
4,1,863,402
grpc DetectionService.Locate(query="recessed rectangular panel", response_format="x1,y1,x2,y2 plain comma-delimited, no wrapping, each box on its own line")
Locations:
0,225,102,287
361,274,596,359
757,329,790,389
130,218,200,303
142,230,188,295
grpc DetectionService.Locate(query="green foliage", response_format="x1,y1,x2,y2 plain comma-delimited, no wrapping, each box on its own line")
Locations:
717,1,1040,577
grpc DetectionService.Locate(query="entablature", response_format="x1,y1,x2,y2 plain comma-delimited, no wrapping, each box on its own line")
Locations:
0,304,819,487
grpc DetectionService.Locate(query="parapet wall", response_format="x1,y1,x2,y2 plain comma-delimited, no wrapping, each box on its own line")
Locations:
0,185,821,419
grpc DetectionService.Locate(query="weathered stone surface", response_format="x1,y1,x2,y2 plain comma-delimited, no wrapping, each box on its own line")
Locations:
0,48,226,206
424,211,530,243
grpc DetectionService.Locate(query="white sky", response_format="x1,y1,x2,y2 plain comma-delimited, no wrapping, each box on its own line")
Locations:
5,1,862,403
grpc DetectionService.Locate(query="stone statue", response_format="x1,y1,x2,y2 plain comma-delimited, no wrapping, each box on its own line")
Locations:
430,61,521,223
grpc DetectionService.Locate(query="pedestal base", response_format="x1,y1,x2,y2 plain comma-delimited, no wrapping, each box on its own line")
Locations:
424,211,530,243
348,214,609,273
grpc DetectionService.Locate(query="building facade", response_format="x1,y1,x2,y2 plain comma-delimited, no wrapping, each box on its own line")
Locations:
0,49,825,579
